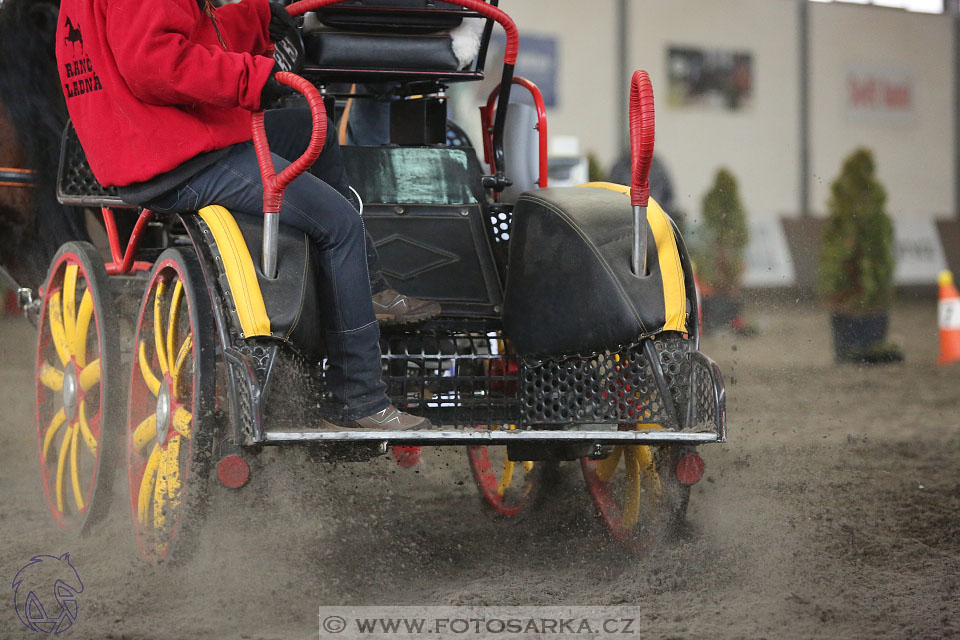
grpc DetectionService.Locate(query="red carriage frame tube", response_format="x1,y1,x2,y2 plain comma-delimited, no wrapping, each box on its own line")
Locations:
629,70,655,277
100,207,154,276
286,0,519,191
481,77,548,190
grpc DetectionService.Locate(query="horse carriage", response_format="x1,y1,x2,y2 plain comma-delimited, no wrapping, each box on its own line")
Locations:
3,0,725,563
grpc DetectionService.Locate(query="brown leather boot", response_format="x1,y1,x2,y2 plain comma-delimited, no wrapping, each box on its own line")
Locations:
326,406,433,431
372,289,441,326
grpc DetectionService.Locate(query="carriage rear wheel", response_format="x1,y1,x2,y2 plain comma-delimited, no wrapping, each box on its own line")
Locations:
468,436,539,518
581,433,689,549
35,241,122,533
127,247,216,564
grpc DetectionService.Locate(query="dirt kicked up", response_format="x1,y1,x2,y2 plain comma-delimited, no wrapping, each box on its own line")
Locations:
1,297,958,639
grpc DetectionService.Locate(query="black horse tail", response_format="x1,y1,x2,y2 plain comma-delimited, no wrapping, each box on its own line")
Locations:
0,0,89,289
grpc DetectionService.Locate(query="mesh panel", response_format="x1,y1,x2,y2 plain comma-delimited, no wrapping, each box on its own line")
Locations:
381,320,519,428
57,124,120,202
690,354,719,431
381,323,700,429
519,333,691,426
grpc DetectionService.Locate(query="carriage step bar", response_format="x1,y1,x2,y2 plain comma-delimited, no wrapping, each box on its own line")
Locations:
260,429,723,445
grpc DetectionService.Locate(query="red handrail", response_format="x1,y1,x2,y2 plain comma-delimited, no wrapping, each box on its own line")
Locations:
251,71,327,215
629,70,655,208
482,77,548,189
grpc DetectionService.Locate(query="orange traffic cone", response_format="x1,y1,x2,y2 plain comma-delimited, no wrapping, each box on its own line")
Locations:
937,270,960,365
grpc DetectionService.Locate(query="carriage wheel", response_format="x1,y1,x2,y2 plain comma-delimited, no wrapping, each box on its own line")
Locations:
581,433,689,549
468,430,538,518
127,247,216,564
35,242,122,532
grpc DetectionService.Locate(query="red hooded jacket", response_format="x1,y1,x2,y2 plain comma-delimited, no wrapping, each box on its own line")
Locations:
55,0,274,187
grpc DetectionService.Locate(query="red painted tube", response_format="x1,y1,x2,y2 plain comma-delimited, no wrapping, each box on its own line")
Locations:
482,77,549,188
251,72,327,215
286,0,519,66
102,207,155,275
629,70,655,208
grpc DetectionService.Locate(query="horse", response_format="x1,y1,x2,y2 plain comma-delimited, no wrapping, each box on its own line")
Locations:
0,0,89,290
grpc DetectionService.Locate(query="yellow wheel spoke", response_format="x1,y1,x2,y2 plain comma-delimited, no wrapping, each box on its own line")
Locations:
154,435,182,530
154,280,169,375
166,280,183,376
621,447,642,531
497,457,515,497
69,423,84,511
153,448,169,530
48,292,70,366
79,359,100,392
63,265,78,347
137,443,161,526
133,415,157,453
39,362,64,391
172,407,192,440
77,401,97,455
55,425,75,513
42,408,67,460
171,334,193,400
138,341,161,397
523,461,534,474
637,446,662,506
595,446,623,483
72,291,93,368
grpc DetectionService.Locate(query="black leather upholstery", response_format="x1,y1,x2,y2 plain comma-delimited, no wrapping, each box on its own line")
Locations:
502,188,672,355
316,0,465,33
231,212,325,357
302,28,458,71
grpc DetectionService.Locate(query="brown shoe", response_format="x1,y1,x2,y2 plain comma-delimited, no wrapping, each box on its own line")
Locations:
372,289,441,326
328,406,433,431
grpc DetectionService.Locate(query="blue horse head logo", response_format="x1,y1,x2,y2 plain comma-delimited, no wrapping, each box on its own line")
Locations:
12,553,84,634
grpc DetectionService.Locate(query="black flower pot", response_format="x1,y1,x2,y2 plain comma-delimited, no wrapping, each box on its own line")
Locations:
830,312,897,363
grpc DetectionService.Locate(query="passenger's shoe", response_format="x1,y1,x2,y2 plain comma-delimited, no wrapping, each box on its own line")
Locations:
327,406,433,431
372,289,441,325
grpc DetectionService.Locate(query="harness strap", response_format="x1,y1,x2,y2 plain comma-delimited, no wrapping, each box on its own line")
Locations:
0,167,36,188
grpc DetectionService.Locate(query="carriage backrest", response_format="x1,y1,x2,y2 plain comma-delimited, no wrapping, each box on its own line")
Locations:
301,0,485,79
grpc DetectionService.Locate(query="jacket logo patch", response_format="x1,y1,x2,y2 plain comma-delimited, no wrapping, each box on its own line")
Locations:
61,15,102,99
63,16,83,54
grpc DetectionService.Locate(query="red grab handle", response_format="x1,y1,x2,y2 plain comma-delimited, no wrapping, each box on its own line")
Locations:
251,71,327,214
285,0,519,65
629,70,655,208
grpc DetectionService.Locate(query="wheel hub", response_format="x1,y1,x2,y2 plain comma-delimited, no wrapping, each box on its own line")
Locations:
63,364,78,422
156,383,171,444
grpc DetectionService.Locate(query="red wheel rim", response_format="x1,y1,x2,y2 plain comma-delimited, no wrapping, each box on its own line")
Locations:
468,443,535,517
127,257,198,563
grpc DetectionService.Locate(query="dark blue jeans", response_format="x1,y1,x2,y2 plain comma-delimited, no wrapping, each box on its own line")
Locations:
146,110,390,421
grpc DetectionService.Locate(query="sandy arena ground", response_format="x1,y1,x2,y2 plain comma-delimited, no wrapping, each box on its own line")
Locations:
1,297,958,639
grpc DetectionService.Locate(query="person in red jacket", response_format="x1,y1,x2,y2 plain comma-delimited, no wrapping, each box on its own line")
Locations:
54,0,431,430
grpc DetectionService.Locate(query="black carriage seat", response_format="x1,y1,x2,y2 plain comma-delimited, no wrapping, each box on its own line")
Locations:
56,122,324,353
300,0,485,81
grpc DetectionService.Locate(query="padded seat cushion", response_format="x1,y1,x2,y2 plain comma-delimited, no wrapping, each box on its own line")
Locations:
316,0,465,33
302,26,458,71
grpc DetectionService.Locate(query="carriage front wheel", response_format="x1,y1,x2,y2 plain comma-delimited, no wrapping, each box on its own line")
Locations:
468,441,539,519
127,247,216,564
35,241,123,533
581,437,690,550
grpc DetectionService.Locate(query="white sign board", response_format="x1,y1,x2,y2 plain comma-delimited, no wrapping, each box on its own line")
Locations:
743,218,796,287
846,65,915,123
893,218,948,285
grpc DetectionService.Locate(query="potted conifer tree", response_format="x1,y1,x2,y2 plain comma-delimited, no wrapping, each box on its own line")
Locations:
818,148,902,363
695,168,749,333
